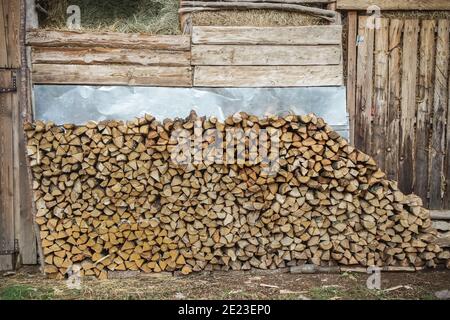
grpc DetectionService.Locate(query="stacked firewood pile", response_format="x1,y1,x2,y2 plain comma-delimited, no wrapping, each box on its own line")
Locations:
25,112,449,279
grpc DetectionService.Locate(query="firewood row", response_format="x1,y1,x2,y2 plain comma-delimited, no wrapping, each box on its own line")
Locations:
24,112,450,279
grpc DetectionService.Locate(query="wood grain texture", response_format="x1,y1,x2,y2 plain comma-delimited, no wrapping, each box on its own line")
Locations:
27,30,191,51
336,0,450,10
0,0,21,68
191,44,341,66
355,16,374,154
385,19,403,182
371,18,389,170
193,65,344,87
32,64,193,86
192,26,342,45
415,20,436,207
346,11,357,145
399,19,419,195
0,70,15,271
32,47,191,66
429,20,449,209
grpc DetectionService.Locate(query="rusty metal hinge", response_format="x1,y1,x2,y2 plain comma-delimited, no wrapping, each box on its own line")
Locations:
0,239,19,256
0,70,17,94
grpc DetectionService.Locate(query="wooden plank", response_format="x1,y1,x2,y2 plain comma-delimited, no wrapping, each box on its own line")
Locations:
354,16,375,154
336,0,450,10
0,0,21,68
192,26,342,45
193,65,344,87
2,0,20,68
32,64,193,87
385,19,403,182
26,0,39,30
191,45,341,66
27,30,191,51
371,18,389,169
446,23,450,210
0,1,8,67
430,210,450,220
32,47,191,66
415,20,436,208
429,20,450,209
0,70,15,271
346,11,358,145
398,19,419,195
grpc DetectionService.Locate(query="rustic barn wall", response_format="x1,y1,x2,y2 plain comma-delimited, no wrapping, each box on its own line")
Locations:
0,0,37,271
350,15,450,210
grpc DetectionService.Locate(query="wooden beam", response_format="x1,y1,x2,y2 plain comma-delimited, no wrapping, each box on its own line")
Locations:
27,30,191,51
336,0,450,10
415,20,436,208
31,47,191,67
429,20,450,209
399,19,419,195
180,1,338,21
385,19,403,182
192,44,342,66
193,65,343,87
371,18,389,171
430,210,450,220
354,15,374,153
0,70,16,271
192,26,342,45
25,0,38,30
32,64,193,87
346,11,357,145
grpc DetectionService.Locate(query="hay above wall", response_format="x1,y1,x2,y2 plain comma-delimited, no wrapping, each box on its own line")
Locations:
39,0,182,34
38,1,327,34
191,9,327,27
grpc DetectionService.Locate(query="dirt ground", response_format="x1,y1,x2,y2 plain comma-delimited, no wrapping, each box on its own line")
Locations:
1,266,449,300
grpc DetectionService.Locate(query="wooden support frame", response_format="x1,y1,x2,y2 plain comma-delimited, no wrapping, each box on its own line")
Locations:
337,0,450,11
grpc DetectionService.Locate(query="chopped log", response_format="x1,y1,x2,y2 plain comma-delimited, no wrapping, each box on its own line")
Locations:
24,112,449,278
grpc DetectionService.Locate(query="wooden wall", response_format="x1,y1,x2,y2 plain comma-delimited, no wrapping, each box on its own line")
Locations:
349,15,450,210
28,25,344,88
0,0,36,271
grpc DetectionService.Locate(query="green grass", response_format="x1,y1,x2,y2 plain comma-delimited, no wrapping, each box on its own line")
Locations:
39,0,181,34
0,285,55,300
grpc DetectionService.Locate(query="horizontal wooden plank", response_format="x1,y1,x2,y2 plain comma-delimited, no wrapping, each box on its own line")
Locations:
27,30,190,51
32,64,193,87
193,65,343,87
32,47,191,66
336,0,450,10
192,26,342,45
191,45,341,66
430,210,450,220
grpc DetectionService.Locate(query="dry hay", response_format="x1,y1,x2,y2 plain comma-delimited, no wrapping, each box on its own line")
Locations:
38,0,181,35
190,9,327,27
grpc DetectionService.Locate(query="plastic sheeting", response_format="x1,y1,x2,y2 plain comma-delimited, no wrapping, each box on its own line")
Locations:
34,85,348,138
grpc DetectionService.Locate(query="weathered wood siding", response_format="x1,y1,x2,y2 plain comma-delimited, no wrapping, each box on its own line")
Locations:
191,26,344,87
352,16,450,209
28,31,193,86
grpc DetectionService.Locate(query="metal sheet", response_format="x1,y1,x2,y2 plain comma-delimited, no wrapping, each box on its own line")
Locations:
33,85,348,138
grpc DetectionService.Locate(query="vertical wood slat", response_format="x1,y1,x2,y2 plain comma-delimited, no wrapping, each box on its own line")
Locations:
446,40,450,208
0,0,21,68
385,19,403,182
0,71,15,271
399,19,419,195
347,11,358,145
355,16,375,154
372,18,389,169
429,20,450,209
415,20,436,208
